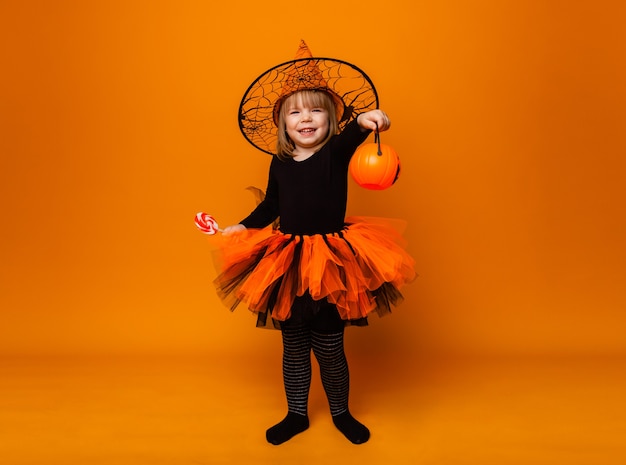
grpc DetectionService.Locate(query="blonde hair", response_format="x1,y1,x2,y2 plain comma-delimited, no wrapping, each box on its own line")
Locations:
275,90,339,160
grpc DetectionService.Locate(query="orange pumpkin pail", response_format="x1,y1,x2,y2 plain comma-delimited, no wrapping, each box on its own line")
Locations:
349,138,401,190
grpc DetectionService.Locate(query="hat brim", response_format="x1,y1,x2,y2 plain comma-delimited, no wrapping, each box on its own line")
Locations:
239,57,379,155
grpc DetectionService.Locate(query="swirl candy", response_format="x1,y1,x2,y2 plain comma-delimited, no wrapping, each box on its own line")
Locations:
194,212,220,235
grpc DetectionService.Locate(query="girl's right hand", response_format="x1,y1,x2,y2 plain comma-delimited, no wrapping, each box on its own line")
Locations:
222,224,247,236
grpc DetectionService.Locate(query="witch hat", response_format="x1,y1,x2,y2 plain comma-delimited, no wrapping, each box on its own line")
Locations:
238,40,378,155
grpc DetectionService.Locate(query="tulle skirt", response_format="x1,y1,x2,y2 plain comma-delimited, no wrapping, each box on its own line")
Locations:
212,216,416,329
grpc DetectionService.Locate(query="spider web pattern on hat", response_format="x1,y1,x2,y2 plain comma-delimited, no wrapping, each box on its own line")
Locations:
238,47,379,155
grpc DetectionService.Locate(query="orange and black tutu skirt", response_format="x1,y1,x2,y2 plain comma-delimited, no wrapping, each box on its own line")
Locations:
213,216,416,329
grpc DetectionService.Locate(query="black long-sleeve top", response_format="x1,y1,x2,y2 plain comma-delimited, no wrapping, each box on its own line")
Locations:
240,119,371,235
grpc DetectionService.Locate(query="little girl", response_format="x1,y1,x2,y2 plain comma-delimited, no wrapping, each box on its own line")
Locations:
213,41,415,445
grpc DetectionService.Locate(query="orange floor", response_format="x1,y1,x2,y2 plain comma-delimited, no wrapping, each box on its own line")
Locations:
1,352,625,465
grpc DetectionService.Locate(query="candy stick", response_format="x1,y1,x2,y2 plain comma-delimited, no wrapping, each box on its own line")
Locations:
194,212,223,235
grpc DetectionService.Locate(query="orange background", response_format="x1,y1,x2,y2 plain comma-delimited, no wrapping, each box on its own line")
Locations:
1,0,625,358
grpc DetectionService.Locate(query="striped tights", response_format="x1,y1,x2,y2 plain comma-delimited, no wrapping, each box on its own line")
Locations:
266,325,370,445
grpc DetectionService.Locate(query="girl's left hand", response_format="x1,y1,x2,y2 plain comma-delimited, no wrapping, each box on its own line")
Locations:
357,110,391,132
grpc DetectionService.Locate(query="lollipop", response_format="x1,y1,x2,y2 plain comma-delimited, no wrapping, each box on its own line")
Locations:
194,212,222,235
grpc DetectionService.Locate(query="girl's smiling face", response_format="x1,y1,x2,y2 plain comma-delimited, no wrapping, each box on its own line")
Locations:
283,92,331,156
